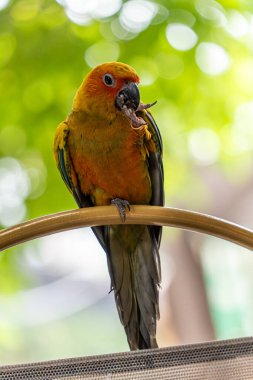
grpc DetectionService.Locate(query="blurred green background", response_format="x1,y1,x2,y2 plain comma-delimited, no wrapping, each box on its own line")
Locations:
1,0,253,365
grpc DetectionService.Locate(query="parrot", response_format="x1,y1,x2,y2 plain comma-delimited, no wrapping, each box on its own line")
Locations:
54,62,164,350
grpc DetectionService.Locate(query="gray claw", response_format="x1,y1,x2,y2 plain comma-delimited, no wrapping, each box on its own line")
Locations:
111,198,131,222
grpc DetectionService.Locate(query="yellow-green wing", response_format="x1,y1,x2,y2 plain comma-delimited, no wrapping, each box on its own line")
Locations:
54,121,89,207
54,121,108,250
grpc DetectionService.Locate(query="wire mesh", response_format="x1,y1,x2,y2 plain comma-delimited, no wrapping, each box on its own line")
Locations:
1,337,253,379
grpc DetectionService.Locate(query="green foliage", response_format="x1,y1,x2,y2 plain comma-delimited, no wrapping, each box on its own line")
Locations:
1,0,253,219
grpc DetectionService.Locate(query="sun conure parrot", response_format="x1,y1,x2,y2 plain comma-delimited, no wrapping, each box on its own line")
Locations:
54,62,164,350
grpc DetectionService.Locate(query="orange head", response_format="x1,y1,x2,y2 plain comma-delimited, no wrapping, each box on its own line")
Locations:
73,62,141,119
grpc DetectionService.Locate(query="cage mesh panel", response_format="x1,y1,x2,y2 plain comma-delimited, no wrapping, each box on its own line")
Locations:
1,337,253,379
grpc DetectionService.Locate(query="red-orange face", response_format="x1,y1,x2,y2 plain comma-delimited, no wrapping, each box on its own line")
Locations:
81,62,141,114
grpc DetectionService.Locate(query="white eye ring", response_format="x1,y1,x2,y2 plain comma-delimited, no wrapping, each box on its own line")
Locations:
103,73,115,87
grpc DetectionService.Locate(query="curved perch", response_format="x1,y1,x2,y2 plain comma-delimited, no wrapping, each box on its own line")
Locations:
0,206,252,252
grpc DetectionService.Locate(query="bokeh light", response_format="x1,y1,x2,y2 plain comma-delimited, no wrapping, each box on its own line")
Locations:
65,0,95,15
195,0,226,26
166,23,198,51
92,0,122,19
188,128,221,165
226,10,249,38
62,0,122,24
10,0,41,22
111,18,137,40
65,9,91,26
84,41,120,68
0,158,29,227
195,42,230,75
0,0,9,11
22,153,47,200
119,0,158,33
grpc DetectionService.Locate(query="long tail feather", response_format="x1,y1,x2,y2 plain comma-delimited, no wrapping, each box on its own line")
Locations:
107,225,161,350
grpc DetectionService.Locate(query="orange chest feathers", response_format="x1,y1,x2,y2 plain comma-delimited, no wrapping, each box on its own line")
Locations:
68,116,152,205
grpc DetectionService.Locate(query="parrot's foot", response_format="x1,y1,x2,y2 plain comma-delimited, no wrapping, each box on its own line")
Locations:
111,198,130,222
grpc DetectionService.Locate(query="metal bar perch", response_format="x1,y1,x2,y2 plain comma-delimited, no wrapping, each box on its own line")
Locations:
0,206,252,252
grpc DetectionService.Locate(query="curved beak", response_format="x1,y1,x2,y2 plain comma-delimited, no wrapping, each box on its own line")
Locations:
115,82,140,111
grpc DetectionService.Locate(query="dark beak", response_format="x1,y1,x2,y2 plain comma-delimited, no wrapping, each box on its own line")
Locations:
115,82,140,111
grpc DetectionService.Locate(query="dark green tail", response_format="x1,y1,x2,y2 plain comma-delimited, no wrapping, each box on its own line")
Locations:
106,224,161,350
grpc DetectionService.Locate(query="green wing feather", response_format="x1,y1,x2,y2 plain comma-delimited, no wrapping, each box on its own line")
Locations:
54,121,108,251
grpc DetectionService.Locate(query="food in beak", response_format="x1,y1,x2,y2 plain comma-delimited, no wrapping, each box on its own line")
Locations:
116,82,157,128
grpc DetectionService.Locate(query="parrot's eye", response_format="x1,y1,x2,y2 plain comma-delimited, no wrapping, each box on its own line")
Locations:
103,74,115,87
